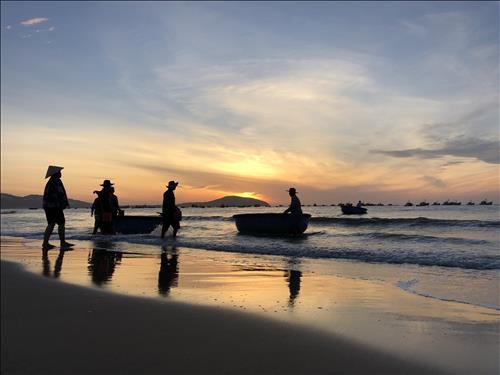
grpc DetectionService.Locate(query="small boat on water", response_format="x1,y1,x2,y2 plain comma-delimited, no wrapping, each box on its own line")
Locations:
416,201,429,207
404,202,413,207
233,213,311,235
114,214,163,234
479,200,493,205
340,204,367,215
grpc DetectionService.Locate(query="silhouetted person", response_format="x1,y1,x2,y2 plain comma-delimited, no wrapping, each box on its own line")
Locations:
158,245,179,296
284,188,303,235
110,186,121,233
42,165,74,250
96,180,115,234
356,200,363,208
91,191,102,234
283,188,302,216
284,188,302,216
161,181,181,238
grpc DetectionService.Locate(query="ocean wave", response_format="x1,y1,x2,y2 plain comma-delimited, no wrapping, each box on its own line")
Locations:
310,216,500,228
183,215,233,221
396,279,500,310
4,230,499,270
353,232,490,245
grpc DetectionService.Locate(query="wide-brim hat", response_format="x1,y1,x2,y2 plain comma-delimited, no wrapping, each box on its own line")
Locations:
45,165,64,179
100,179,114,187
167,180,179,188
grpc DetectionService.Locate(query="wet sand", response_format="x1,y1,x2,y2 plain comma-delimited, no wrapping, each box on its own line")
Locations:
1,259,439,375
2,237,499,374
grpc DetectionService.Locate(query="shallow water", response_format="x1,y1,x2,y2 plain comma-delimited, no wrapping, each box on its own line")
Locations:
2,205,499,309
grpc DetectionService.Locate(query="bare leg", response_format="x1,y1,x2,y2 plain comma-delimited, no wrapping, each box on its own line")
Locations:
58,224,74,248
42,223,56,250
161,224,170,239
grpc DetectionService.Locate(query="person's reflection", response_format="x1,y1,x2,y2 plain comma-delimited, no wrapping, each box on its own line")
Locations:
42,248,70,278
158,245,179,296
284,259,302,308
88,242,121,286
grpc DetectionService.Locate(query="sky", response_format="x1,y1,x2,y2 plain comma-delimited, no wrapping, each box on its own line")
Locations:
1,1,498,205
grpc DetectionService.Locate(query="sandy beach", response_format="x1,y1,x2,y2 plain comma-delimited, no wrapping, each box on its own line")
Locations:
2,235,499,374
1,258,439,375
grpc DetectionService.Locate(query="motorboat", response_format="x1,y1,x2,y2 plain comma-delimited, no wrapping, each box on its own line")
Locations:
233,213,311,235
340,204,367,215
404,202,413,207
416,201,429,206
114,214,163,234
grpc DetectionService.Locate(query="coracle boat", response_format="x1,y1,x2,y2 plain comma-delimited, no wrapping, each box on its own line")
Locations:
233,213,311,235
114,214,163,234
340,205,367,215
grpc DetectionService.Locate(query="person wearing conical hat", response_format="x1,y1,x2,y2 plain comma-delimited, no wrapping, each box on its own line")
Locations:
42,166,74,250
161,180,181,239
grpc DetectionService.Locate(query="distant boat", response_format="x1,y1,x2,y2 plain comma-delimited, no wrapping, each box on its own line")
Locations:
340,204,367,215
233,213,311,235
404,202,413,207
443,200,461,206
416,201,429,207
114,214,163,234
432,202,440,206
479,200,493,205
466,202,475,205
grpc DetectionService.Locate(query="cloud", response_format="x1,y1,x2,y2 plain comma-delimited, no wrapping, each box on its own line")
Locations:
373,137,499,164
20,17,49,26
422,175,446,188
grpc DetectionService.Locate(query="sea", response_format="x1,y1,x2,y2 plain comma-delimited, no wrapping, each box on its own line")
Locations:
1,204,499,310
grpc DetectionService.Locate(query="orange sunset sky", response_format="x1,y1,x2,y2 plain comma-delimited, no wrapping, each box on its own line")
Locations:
1,2,498,205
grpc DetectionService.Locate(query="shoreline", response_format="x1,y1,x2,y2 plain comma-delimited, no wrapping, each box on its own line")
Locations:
1,237,499,374
1,259,438,374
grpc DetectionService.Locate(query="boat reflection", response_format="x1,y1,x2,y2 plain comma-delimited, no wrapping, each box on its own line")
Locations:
158,245,179,296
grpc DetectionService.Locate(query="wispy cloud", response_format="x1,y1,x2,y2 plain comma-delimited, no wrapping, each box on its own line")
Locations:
373,137,499,164
20,17,49,26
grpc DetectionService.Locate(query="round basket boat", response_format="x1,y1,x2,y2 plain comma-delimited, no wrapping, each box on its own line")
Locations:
233,213,311,235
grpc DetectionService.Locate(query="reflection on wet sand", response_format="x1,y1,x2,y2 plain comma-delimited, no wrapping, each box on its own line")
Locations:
41,248,70,279
158,245,179,296
87,241,122,286
284,259,302,308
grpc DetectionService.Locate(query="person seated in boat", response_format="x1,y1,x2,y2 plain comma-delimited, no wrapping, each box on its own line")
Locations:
91,191,102,235
284,188,302,216
161,180,181,239
356,200,363,208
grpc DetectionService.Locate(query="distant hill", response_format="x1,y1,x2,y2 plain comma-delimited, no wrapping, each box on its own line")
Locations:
1,193,91,209
179,195,270,208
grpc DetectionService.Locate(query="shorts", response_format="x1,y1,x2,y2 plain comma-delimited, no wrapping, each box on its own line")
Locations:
44,208,65,225
162,215,180,230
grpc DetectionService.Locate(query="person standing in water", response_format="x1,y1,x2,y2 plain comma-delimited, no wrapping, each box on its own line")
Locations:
42,165,74,250
161,181,181,239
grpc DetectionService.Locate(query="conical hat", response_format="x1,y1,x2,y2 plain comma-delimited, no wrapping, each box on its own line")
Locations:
45,165,64,179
